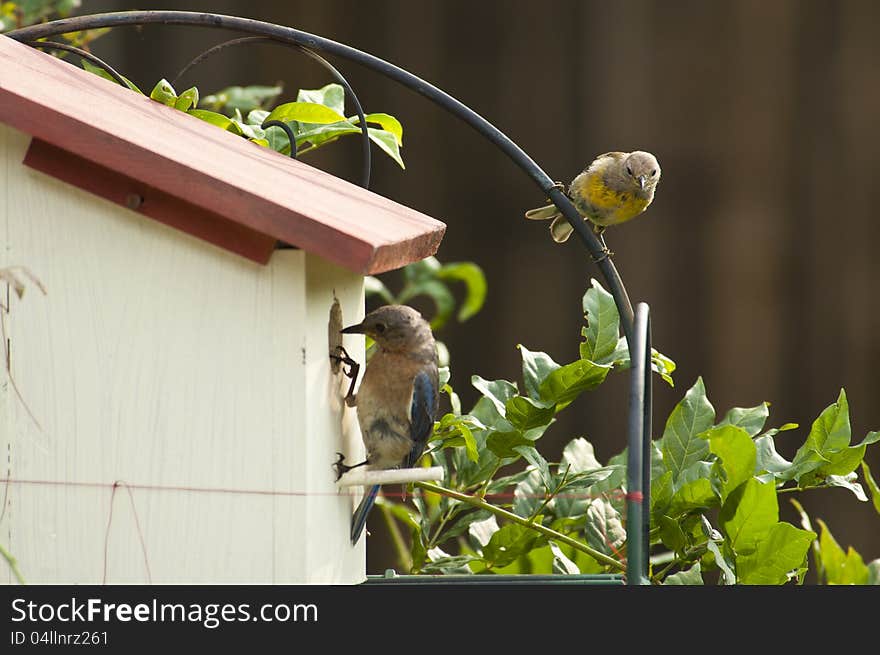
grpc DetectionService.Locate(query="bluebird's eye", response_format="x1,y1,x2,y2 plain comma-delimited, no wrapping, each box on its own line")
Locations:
626,166,633,176
650,169,657,176
375,323,386,333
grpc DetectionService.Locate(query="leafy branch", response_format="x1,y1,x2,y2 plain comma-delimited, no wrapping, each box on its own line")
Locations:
370,265,880,584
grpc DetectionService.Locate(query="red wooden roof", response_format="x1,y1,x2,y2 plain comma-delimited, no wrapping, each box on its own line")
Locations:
0,36,445,273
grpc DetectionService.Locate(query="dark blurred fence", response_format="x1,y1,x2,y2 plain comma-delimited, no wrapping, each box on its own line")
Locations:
83,0,880,575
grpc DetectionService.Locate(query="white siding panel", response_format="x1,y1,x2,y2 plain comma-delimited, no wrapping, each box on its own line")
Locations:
0,124,364,583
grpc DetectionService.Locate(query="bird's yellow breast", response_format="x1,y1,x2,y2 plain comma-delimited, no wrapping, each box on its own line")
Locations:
570,170,651,226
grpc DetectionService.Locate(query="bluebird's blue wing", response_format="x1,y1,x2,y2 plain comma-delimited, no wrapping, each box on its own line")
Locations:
350,484,380,545
405,370,438,469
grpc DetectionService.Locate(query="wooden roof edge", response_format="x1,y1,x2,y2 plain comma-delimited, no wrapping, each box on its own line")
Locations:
0,36,447,273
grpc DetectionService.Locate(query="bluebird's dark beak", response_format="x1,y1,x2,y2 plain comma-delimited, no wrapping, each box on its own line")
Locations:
637,175,646,191
341,322,366,334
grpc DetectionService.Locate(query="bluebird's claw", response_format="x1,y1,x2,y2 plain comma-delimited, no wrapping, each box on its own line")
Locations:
333,452,368,482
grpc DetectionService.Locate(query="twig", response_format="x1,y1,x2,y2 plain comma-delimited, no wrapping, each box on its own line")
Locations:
415,481,625,572
0,542,25,584
378,501,412,572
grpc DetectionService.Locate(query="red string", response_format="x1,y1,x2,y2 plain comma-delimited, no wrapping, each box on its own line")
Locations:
0,477,627,500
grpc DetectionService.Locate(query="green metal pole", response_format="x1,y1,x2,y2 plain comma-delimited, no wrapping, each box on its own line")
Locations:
626,303,651,585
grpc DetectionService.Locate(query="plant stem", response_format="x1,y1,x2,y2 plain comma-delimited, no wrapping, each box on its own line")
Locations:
0,542,25,584
415,481,625,572
378,502,411,572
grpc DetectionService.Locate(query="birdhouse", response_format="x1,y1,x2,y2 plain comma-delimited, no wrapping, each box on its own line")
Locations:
0,37,445,584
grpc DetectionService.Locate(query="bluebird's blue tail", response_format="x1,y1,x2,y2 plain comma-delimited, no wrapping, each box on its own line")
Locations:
351,484,380,545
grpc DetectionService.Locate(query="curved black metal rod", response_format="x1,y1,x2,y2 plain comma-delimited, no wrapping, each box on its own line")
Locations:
172,35,371,188
6,10,636,346
23,40,130,88
260,120,298,159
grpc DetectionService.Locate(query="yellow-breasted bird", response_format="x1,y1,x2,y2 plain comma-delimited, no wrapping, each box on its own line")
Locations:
525,151,661,243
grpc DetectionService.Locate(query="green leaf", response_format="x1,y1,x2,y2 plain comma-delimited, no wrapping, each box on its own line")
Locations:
486,469,534,495
421,554,477,575
598,338,676,387
513,468,545,518
486,430,532,459
584,498,626,558
706,425,757,502
538,359,611,408
719,479,778,556
817,519,869,584
790,388,850,481
718,403,770,437
149,78,177,106
736,522,816,584
862,462,880,515
650,349,677,387
516,447,553,490
247,109,269,126
669,462,717,514
230,117,264,140
442,508,491,542
822,430,880,477
505,396,555,432
481,523,545,569
651,471,674,520
789,498,822,579
664,562,703,585
867,559,880,585
174,86,199,112
351,112,404,146
661,377,715,482
80,59,143,93
436,418,479,462
264,101,348,126
367,127,406,169
825,473,867,501
410,523,427,571
561,438,602,473
519,346,560,401
552,467,620,519
549,541,581,575
436,262,487,322
471,376,518,420
297,83,345,115
187,109,234,131
658,515,687,554
705,538,737,585
203,85,282,114
468,515,499,549
754,434,794,479
580,278,620,363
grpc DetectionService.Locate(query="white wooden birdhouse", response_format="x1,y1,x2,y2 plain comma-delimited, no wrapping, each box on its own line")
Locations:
0,36,445,584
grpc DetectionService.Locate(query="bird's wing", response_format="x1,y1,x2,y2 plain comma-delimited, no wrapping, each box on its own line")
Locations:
405,369,438,468
524,204,561,221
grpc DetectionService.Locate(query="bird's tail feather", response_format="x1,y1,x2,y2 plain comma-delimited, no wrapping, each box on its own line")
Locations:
549,216,575,243
351,484,380,545
524,204,561,221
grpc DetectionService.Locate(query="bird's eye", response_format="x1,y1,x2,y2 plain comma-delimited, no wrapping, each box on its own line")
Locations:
650,169,657,176
375,323,386,333
626,166,633,176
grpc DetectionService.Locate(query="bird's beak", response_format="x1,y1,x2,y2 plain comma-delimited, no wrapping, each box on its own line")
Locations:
637,175,647,191
341,322,366,334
